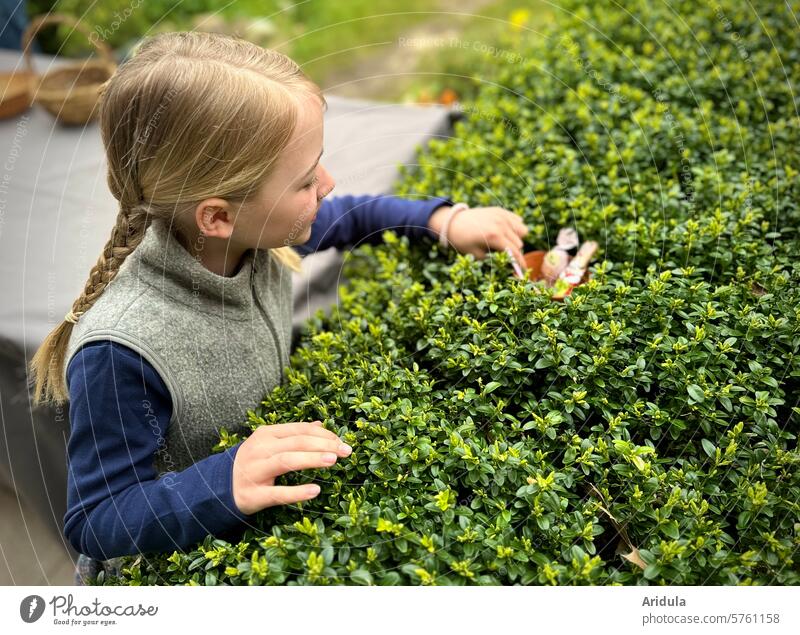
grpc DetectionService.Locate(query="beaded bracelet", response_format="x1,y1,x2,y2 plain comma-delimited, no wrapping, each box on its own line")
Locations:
438,202,469,248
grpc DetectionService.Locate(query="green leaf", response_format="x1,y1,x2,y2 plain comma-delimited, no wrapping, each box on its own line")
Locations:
701,439,716,457
350,569,373,585
687,384,705,403
662,520,680,540
536,516,551,531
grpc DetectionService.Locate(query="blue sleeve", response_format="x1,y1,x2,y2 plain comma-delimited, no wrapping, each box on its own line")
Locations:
63,340,254,560
292,194,454,256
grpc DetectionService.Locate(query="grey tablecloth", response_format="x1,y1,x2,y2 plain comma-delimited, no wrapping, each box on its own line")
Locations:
0,47,453,545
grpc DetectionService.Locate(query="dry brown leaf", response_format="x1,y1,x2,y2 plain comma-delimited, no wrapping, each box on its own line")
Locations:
587,483,645,571
589,483,636,551
620,545,647,570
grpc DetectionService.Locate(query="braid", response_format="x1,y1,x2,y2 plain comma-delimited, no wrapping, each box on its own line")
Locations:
66,201,151,322
30,200,152,405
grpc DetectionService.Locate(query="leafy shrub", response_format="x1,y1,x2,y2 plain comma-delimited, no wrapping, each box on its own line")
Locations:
98,0,799,585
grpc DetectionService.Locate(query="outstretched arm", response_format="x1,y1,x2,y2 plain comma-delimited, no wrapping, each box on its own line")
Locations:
292,194,530,274
292,193,454,256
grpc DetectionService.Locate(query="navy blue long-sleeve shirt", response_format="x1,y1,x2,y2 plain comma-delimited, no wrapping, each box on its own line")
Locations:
64,193,452,559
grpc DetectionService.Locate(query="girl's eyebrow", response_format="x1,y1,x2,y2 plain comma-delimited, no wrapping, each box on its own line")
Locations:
299,148,324,181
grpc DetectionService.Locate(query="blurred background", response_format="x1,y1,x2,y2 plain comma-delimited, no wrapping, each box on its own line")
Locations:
22,0,553,104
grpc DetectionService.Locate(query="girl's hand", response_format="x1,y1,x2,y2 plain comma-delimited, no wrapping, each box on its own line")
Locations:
428,205,529,275
232,421,352,515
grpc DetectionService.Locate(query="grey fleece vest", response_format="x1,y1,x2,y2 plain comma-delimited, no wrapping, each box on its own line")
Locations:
63,217,294,475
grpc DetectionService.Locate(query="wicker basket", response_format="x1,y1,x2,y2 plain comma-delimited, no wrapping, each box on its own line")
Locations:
22,14,117,125
0,70,35,119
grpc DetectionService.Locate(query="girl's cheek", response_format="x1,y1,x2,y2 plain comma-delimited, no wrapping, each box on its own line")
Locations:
305,190,318,212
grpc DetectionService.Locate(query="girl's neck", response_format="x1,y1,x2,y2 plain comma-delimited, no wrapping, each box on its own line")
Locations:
174,227,248,278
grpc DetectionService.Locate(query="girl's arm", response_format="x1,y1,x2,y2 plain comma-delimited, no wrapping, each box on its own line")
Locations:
292,194,454,256
64,340,253,560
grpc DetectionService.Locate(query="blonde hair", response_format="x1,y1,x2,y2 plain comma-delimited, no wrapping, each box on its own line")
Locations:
29,31,326,406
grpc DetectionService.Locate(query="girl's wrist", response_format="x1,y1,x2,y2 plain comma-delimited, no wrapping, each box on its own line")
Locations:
427,204,451,236
430,202,469,248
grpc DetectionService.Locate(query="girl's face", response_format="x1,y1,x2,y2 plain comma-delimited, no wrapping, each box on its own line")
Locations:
235,91,335,250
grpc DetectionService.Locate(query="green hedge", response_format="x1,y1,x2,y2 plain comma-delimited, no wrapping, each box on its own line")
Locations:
100,0,799,585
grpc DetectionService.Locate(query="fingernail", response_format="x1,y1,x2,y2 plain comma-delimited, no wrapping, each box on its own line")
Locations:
321,452,337,464
307,484,321,497
338,443,352,456
312,420,323,426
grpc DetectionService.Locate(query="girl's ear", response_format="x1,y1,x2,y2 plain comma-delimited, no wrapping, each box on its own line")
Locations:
195,198,236,238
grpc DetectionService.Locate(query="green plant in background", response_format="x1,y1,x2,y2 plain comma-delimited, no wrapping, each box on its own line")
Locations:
27,0,463,92
94,0,798,585
28,0,232,55
400,3,556,104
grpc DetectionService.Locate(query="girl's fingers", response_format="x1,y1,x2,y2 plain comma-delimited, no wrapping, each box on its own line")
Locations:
256,421,340,442
502,221,525,249
507,213,529,237
468,246,488,260
503,229,527,276
261,450,341,480
474,223,526,276
263,434,352,459
481,222,520,253
259,483,321,508
478,223,506,252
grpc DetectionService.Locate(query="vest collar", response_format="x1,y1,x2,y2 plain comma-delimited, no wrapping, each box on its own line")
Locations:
134,216,265,312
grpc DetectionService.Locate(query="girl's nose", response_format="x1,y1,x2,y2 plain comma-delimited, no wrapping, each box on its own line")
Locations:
317,163,335,200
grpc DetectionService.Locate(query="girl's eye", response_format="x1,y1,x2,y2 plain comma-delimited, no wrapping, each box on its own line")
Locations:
304,175,320,189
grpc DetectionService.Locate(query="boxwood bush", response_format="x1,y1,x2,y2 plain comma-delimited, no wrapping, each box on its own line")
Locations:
99,0,799,585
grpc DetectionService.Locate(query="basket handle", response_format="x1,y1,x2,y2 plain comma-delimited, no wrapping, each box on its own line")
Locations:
22,13,116,76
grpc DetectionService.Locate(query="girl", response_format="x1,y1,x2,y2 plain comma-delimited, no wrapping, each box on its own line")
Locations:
28,31,529,585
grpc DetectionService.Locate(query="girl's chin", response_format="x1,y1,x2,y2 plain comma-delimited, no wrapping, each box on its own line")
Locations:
299,221,315,239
